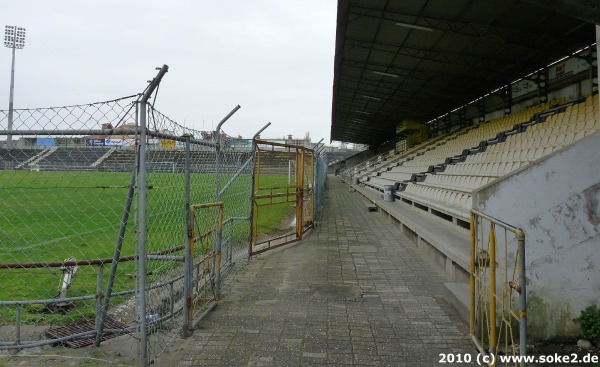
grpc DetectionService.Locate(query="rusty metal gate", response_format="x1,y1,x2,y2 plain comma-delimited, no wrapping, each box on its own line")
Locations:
183,202,223,334
250,139,314,255
470,209,527,366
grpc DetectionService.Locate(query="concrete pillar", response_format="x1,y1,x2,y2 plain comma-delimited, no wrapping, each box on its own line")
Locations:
596,26,600,108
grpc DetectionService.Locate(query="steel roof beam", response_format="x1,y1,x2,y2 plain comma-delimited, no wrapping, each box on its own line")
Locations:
348,5,582,50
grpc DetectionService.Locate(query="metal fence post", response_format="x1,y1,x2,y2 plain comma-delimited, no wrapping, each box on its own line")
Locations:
489,224,497,357
469,213,476,338
247,123,271,259
137,95,149,367
213,105,240,294
138,65,169,367
248,140,257,259
95,168,137,347
228,220,235,264
214,105,241,203
517,229,527,366
183,134,192,337
95,264,104,333
296,148,305,240
215,205,223,299
310,151,315,225
0,64,270,361
15,304,20,346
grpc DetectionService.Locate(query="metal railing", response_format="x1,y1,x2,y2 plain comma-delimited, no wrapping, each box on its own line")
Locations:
470,209,526,367
184,202,223,334
250,139,314,255
0,66,252,366
0,64,328,367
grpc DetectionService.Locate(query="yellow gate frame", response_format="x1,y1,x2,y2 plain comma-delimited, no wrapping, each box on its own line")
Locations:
250,139,314,255
184,202,223,333
470,209,526,367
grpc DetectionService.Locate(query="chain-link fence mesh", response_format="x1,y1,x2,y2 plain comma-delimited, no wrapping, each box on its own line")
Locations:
249,142,327,255
251,142,299,252
0,96,143,357
301,150,315,233
0,68,254,366
142,105,253,363
0,67,328,366
313,153,327,225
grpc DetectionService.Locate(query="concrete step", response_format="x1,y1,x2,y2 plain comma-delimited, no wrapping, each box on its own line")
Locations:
445,282,470,325
352,182,471,283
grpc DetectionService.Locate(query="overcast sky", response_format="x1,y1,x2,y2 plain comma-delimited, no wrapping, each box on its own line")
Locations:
1,1,337,143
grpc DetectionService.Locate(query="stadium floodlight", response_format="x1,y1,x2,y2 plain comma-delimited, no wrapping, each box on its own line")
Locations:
373,71,399,78
4,25,26,143
361,95,382,101
395,22,434,32
4,26,26,49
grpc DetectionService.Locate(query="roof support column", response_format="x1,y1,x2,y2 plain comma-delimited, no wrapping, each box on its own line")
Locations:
458,107,467,129
477,98,486,124
430,119,439,136
582,47,598,94
534,71,548,104
596,26,600,103
503,86,512,115
443,114,451,133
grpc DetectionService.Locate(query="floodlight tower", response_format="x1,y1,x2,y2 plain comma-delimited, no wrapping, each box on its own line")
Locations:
4,25,26,142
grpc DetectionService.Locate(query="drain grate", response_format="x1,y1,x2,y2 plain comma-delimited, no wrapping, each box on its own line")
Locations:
45,317,128,348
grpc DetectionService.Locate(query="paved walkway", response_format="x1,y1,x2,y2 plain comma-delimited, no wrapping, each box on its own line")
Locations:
175,176,473,366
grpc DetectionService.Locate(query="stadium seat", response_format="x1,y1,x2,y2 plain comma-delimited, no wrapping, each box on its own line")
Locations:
348,96,599,224
0,148,43,168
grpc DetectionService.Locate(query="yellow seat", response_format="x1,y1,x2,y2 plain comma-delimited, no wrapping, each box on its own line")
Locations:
564,132,575,145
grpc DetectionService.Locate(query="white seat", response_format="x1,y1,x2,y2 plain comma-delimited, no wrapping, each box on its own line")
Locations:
505,150,516,162
542,146,554,156
524,148,535,161
568,115,579,125
480,162,491,175
506,162,519,173
584,119,596,130
564,132,575,145
518,149,529,161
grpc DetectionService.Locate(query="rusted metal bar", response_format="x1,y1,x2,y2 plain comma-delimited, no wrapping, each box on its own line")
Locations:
0,245,185,269
489,223,497,357
470,212,476,337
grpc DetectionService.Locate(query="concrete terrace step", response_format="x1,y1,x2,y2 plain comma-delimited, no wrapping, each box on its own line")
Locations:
351,180,471,284
167,174,474,366
445,282,470,325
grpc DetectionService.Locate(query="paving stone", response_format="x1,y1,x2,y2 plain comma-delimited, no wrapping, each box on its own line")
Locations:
172,177,472,367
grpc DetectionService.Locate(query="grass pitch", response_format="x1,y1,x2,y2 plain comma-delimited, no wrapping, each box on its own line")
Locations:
0,169,294,324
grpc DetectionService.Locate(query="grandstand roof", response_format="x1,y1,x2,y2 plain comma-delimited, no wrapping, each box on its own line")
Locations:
331,0,598,145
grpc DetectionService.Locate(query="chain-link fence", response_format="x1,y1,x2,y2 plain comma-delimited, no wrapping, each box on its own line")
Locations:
313,153,327,225
140,102,253,364
0,94,142,358
0,66,254,366
0,65,329,366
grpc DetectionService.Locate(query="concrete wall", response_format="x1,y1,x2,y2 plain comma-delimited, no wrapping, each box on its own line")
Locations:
472,131,600,339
